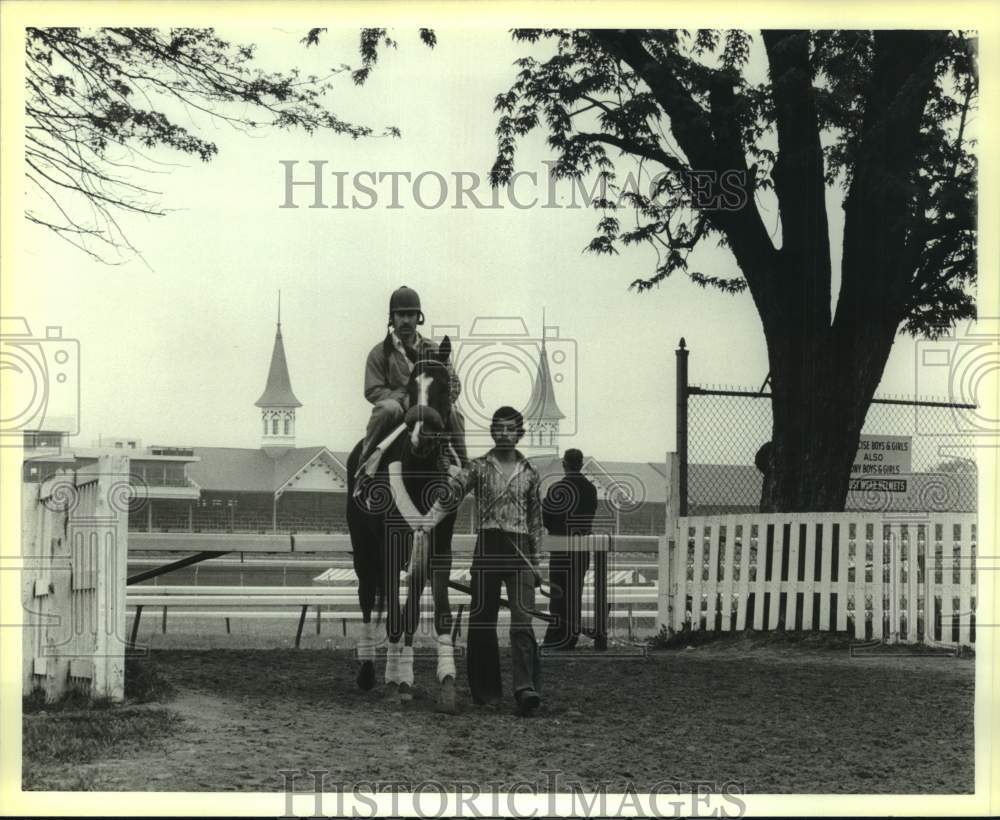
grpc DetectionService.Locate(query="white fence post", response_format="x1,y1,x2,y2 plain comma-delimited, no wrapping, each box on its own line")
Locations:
658,452,680,632
22,454,129,701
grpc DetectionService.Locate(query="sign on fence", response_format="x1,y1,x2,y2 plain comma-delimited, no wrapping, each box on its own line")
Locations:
850,435,912,492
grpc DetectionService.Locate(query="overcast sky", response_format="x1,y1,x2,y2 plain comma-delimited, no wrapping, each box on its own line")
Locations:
12,26,976,463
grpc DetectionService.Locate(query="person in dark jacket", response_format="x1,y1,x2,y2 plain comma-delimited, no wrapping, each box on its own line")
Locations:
542,448,598,650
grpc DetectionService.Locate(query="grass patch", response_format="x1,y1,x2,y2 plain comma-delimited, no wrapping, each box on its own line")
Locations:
22,687,114,714
647,626,913,652
124,655,176,703
22,706,181,788
21,656,181,790
22,656,176,715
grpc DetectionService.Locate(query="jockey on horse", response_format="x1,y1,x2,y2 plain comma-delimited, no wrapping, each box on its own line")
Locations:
354,285,468,493
347,286,468,712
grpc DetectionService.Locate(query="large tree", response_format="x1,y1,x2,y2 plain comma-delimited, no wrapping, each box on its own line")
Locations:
484,29,977,512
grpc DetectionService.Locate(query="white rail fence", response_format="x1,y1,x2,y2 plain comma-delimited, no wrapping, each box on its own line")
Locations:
658,513,978,646
21,455,130,701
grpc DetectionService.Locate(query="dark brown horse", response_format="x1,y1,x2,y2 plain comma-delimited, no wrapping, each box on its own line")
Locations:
345,337,460,712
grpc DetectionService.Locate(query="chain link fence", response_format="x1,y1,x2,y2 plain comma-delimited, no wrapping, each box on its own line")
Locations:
678,347,978,515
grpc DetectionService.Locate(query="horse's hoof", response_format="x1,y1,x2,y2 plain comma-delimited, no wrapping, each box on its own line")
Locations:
357,661,376,691
437,675,457,715
398,682,413,703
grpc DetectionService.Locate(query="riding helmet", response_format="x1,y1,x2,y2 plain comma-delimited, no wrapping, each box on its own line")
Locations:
388,286,424,324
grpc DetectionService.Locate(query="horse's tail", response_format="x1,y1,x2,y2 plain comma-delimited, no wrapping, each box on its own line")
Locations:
346,441,385,620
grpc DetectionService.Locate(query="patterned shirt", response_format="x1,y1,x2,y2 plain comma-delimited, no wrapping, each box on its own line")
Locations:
448,449,543,566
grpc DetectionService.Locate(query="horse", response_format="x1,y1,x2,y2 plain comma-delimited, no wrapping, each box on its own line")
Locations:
345,337,461,713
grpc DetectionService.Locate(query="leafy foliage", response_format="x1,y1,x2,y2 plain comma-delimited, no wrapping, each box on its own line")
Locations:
488,29,977,338
25,27,393,262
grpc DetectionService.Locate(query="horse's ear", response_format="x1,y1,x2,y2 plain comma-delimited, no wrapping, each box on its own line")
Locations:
438,335,451,364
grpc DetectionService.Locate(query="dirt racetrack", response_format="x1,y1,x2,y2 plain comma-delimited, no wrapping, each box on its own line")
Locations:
23,632,974,794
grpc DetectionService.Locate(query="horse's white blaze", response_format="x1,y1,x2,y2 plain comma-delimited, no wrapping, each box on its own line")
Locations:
415,371,432,407
357,621,376,662
385,642,402,684
436,634,456,682
410,370,433,447
399,645,414,686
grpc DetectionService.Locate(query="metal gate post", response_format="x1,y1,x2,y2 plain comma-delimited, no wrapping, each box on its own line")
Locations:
594,538,608,651
676,339,689,517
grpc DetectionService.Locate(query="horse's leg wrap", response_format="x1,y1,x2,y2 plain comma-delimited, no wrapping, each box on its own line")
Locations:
385,641,402,685
436,634,456,682
357,621,376,663
399,645,415,687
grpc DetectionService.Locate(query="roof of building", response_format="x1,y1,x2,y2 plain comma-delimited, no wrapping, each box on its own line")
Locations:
187,446,344,492
255,324,302,408
523,338,565,422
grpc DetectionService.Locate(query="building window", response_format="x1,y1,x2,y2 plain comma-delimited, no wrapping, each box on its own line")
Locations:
272,418,279,435
263,418,268,436
284,417,290,435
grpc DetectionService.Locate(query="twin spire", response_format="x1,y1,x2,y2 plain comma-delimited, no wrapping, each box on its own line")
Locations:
256,292,300,458
255,290,301,409
523,308,564,452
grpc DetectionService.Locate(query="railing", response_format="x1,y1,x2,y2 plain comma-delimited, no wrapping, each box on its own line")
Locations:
128,531,661,650
140,476,198,488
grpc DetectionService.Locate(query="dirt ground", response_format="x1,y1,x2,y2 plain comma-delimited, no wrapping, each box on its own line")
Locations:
23,633,974,794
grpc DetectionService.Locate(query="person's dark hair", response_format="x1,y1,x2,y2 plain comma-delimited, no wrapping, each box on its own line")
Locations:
490,406,525,440
563,448,584,472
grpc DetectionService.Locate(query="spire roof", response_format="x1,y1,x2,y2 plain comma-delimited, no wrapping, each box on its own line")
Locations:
524,335,565,422
255,305,302,408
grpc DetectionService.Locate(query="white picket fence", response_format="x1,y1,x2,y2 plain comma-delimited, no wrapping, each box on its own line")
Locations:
659,513,978,646
21,455,130,701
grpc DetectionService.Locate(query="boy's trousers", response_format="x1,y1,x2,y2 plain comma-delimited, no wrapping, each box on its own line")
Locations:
466,528,541,704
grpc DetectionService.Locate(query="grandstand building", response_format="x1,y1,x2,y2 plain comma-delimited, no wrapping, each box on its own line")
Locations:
21,311,974,536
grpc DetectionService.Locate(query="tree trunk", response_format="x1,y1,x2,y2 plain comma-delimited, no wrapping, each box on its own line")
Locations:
760,378,867,512
759,306,898,513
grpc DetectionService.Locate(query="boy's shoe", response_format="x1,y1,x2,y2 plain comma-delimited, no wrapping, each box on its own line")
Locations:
515,688,541,717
